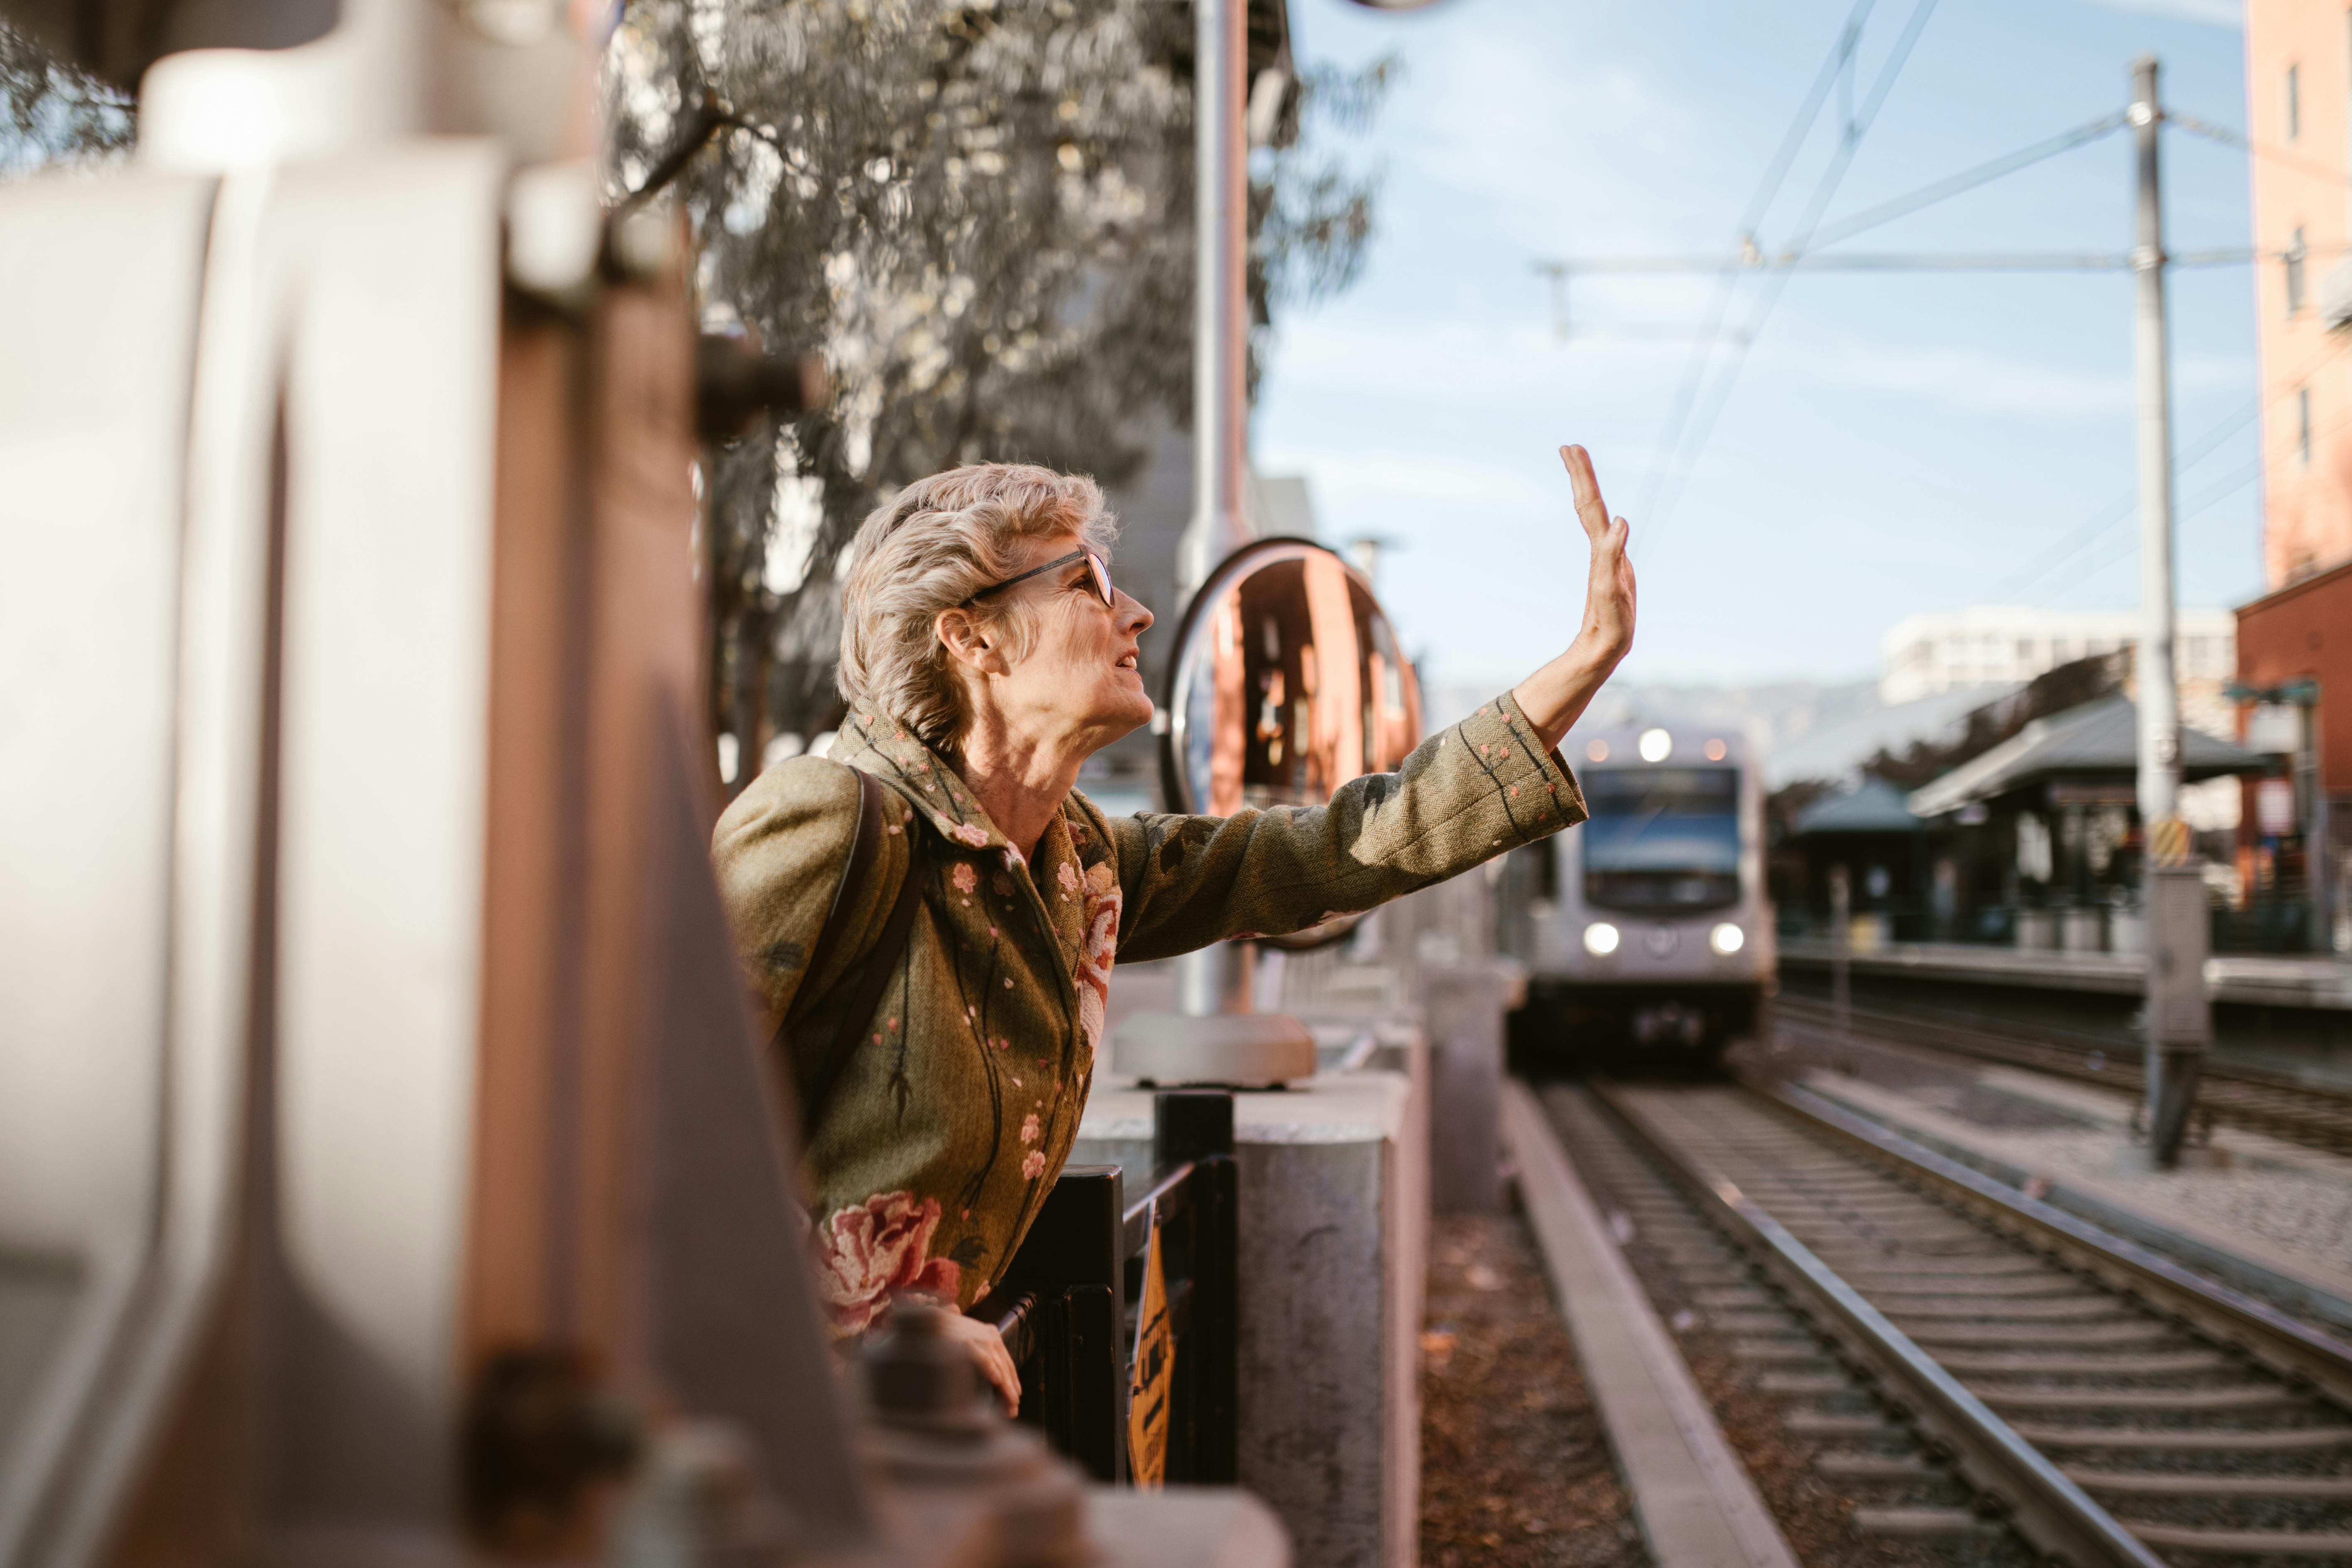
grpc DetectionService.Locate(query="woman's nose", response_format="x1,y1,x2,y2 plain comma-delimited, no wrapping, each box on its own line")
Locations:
1117,589,1153,634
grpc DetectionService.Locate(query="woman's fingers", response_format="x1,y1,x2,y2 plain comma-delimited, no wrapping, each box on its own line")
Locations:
1558,444,1612,542
945,1308,1023,1416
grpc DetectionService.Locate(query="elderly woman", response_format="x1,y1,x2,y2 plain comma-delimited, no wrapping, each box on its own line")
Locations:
716,445,1635,1409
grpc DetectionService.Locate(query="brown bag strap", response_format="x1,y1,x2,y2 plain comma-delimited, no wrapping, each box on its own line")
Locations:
787,767,886,1033
800,856,922,1139
778,766,925,1138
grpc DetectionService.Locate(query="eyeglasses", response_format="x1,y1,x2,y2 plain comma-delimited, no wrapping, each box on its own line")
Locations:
962,548,1115,609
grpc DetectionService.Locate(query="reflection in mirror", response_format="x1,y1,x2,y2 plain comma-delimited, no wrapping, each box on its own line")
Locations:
1160,539,1422,949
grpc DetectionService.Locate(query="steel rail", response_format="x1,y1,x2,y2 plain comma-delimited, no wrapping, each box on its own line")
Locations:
1749,1075,2352,1409
1592,1083,2168,1568
1773,992,2352,1156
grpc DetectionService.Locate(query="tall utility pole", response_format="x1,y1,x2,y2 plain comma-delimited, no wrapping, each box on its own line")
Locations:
2129,56,2212,1168
1174,0,1262,1020
1177,0,1254,600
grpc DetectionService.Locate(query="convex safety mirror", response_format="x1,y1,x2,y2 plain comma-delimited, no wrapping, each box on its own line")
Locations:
1159,537,1422,950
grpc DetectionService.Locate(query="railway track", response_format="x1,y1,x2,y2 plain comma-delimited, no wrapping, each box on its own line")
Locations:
1775,993,2352,1159
1534,1077,2352,1566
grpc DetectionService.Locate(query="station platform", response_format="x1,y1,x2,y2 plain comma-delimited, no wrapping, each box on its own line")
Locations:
1779,935,2352,1012
1779,935,2352,1085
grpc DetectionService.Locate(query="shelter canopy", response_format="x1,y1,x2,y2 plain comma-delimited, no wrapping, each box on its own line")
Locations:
1905,694,2263,819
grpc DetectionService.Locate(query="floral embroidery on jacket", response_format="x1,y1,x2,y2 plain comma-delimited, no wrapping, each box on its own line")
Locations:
1074,860,1122,1056
947,822,989,847
814,1190,962,1334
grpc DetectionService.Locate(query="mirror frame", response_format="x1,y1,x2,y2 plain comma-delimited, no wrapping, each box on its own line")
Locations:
1156,536,1422,952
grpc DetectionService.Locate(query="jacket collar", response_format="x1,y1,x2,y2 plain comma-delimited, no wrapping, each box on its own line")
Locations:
831,709,1097,962
832,709,1018,860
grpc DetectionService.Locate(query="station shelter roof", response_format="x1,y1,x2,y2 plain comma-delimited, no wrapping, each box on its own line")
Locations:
1906,694,2265,819
1792,776,1925,836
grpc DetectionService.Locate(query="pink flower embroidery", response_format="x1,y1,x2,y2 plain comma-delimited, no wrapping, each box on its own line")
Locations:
1020,1113,1041,1145
1057,861,1082,893
951,862,978,893
1074,861,1122,1058
948,822,989,847
1002,845,1025,869
1022,1149,1047,1182
813,1190,963,1335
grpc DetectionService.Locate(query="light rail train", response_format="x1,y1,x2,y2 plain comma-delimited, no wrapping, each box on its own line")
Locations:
1497,723,1775,1068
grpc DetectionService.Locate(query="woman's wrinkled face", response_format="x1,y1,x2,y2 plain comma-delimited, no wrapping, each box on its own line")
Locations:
983,531,1155,743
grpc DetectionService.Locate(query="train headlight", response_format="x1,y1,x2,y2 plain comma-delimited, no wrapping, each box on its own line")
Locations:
1709,922,1745,955
1638,728,1672,762
1583,921,1621,956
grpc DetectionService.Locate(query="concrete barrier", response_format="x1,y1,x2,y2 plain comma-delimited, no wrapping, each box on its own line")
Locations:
1077,1068,1426,1568
1419,961,1523,1214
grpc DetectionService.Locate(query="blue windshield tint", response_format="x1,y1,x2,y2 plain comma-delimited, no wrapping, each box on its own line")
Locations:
1580,768,1739,874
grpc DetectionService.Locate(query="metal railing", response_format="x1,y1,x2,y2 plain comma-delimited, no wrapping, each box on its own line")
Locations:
979,1089,1238,1485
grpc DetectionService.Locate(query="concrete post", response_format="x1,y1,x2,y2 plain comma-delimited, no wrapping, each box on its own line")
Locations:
1424,964,1509,1213
2129,56,2210,1166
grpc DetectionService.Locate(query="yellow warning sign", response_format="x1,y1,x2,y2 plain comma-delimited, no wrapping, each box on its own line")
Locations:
2149,815,2191,867
1127,1220,1174,1488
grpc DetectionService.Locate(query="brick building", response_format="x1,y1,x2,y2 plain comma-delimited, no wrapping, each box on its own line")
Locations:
2239,0,2352,948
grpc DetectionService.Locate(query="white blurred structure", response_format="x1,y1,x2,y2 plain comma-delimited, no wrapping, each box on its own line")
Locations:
1880,606,2235,704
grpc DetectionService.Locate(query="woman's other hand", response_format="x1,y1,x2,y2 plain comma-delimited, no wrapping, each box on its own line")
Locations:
1512,443,1637,752
942,1306,1023,1416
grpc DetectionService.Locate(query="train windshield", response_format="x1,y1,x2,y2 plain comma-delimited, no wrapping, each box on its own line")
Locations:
1579,766,1740,914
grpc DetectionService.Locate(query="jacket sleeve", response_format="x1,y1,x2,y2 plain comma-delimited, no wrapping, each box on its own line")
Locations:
711,754,910,1029
1099,689,1587,964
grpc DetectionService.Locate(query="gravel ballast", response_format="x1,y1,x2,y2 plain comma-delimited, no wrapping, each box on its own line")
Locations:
1421,1211,1647,1568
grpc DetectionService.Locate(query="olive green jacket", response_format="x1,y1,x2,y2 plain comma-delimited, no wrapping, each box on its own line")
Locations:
712,692,1585,1334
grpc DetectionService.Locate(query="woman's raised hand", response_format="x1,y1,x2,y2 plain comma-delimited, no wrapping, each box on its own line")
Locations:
1510,444,1638,753
1562,444,1635,670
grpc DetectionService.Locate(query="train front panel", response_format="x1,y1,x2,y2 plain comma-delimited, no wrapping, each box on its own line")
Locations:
1502,724,1775,1064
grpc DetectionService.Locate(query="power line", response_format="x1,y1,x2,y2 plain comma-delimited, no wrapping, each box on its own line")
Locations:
1804,111,2127,250
2168,110,2352,190
1987,398,2258,601
1634,0,1883,527
1642,0,1942,553
1992,330,2348,601
2033,457,2262,604
1545,248,2304,272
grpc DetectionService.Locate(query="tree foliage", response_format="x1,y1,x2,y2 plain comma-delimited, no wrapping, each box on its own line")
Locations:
604,0,1390,758
0,20,134,179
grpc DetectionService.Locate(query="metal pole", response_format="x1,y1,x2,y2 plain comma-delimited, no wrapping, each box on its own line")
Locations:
1829,864,1852,1062
1176,0,1252,599
1174,0,1255,1018
2129,56,2210,1167
2304,697,2334,954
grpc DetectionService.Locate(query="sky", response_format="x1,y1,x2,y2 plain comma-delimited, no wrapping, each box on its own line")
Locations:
1254,0,2265,692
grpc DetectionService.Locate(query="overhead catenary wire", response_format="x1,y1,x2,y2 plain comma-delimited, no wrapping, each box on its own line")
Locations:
1633,0,1884,528
1540,100,2333,586
1640,0,1942,555
1802,111,2128,251
1992,329,2350,601
2032,456,2264,604
1547,247,2310,272
2027,368,2352,605
2168,110,2352,190
1987,397,2260,601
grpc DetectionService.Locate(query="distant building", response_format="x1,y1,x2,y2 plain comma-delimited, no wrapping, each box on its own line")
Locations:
1878,606,2235,704
2239,0,2352,951
2247,0,2352,587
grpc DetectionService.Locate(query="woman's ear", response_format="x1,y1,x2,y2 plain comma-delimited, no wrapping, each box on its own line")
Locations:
935,608,1012,678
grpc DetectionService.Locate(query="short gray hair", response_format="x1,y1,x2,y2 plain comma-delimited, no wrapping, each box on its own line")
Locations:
838,463,1117,749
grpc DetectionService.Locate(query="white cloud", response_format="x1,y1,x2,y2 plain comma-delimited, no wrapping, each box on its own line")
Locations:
1257,447,1553,514
2077,0,2241,27
1264,307,2250,429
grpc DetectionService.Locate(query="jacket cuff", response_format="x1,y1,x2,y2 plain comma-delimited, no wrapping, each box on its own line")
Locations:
1456,691,1588,845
